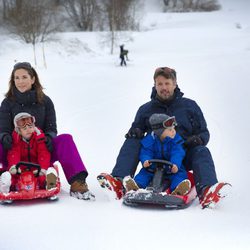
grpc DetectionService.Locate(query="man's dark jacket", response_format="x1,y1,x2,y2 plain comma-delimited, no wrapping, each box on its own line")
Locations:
131,86,209,144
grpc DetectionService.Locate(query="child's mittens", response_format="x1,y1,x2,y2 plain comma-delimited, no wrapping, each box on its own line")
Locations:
143,160,151,168
33,168,46,176
171,164,178,173
9,165,17,175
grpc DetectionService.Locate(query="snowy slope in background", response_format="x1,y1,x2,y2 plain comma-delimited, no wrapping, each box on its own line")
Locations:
0,0,250,249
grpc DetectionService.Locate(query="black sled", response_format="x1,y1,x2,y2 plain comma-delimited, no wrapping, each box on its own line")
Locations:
123,159,197,209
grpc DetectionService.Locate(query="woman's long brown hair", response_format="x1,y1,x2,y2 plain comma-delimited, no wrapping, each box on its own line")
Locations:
5,62,45,103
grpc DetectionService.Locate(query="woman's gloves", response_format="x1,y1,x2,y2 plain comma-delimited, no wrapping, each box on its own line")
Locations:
2,134,12,150
45,135,53,152
9,165,17,174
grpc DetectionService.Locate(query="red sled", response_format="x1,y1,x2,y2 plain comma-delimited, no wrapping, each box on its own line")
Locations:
123,159,197,209
0,162,61,204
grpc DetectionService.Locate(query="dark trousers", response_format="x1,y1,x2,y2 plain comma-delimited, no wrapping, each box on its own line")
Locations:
120,56,126,66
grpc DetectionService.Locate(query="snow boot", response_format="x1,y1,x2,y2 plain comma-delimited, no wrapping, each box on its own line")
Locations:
200,182,231,209
97,173,123,200
171,179,191,196
123,176,139,192
0,172,11,194
46,167,58,190
70,179,95,201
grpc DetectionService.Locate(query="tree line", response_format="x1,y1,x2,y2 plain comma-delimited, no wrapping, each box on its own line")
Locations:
0,0,140,34
0,0,220,63
163,0,220,12
0,0,141,59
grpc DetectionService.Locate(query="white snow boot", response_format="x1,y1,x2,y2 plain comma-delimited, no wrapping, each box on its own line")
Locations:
0,172,12,194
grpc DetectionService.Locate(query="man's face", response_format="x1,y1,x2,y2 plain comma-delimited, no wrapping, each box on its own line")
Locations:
154,75,176,100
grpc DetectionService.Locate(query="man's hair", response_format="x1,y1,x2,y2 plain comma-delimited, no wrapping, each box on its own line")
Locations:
153,67,177,82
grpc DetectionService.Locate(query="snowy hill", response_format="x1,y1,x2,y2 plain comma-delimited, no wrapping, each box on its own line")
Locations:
0,0,250,249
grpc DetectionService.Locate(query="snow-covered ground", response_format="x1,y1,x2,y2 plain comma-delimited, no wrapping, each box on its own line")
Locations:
0,0,250,249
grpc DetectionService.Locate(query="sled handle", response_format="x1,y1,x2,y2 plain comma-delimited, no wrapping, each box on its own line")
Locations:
16,161,41,177
146,159,173,174
148,159,173,167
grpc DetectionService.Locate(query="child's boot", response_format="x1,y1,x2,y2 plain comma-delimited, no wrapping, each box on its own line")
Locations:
171,179,191,196
123,176,139,192
46,167,58,190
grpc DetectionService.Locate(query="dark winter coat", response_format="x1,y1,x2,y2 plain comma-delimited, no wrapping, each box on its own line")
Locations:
7,128,51,170
0,87,57,142
131,87,209,144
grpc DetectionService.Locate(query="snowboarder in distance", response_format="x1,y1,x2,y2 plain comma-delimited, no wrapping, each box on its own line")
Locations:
120,44,129,66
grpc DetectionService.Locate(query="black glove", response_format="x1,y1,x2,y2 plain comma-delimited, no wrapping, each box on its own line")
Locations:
45,135,53,152
125,128,144,139
2,134,13,150
184,135,203,149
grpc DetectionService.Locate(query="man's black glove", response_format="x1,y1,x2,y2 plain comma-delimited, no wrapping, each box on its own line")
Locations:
2,134,13,150
45,135,53,152
125,128,144,139
184,135,203,149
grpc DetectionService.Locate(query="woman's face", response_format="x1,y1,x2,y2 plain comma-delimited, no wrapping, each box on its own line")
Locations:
14,69,35,93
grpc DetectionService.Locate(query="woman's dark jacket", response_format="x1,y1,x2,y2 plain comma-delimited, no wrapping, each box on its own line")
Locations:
0,87,57,141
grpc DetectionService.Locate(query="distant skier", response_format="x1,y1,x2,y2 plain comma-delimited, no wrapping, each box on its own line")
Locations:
119,44,129,66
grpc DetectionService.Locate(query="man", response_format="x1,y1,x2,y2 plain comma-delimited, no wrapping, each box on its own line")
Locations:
98,67,230,208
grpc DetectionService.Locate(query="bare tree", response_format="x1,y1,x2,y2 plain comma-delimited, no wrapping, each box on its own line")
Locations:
163,0,220,12
100,0,139,54
62,0,100,31
101,0,139,31
6,0,61,66
0,0,15,22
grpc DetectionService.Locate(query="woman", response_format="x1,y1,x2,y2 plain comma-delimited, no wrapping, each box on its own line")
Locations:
0,62,95,200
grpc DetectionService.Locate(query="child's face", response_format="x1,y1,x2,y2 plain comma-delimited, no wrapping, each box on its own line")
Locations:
19,125,35,140
161,126,176,139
